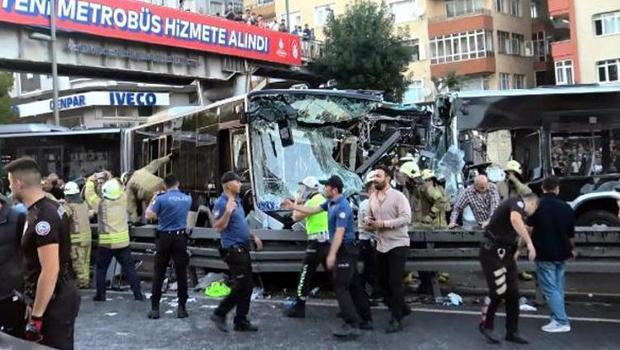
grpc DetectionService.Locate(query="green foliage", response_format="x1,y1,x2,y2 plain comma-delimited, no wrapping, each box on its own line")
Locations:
0,72,18,124
311,0,413,102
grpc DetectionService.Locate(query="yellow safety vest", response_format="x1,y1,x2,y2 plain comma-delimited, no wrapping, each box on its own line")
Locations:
97,194,130,249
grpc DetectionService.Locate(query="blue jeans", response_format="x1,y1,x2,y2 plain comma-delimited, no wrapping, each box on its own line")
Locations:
536,261,569,326
95,247,142,299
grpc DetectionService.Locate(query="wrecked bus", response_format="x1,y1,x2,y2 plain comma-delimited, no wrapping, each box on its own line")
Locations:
129,89,431,226
439,85,620,226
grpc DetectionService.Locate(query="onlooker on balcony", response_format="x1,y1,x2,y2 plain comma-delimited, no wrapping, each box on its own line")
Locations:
225,3,236,20
302,24,314,41
278,19,287,32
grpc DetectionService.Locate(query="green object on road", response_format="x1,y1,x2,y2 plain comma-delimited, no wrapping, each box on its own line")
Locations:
205,281,231,298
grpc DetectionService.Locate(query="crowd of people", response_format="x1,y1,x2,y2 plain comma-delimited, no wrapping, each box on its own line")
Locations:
219,4,316,40
0,151,577,348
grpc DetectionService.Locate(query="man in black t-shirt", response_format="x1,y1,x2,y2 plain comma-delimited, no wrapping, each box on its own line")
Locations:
478,193,538,345
5,158,80,350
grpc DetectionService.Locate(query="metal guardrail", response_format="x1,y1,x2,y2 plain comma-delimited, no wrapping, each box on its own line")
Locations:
89,225,620,276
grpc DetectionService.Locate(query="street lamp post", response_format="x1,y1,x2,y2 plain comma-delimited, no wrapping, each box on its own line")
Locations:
50,0,60,126
285,0,290,32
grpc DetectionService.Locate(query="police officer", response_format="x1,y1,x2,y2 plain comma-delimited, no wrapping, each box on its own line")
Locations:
146,174,192,320
124,153,175,224
90,178,144,302
62,181,93,289
284,175,372,340
0,193,26,338
210,171,262,333
285,176,330,318
479,193,538,345
4,157,80,349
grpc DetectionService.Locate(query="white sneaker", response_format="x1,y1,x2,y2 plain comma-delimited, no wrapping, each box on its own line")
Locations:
542,320,571,333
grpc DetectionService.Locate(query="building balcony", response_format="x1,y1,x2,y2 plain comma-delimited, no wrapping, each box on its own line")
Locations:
245,0,275,19
428,10,493,37
301,40,324,63
431,56,495,78
550,40,574,60
548,0,570,16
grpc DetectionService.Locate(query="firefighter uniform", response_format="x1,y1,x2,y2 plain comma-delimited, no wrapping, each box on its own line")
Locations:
93,179,143,301
22,196,80,350
419,170,451,227
62,182,92,288
497,160,532,201
286,185,330,318
399,161,423,224
125,155,171,223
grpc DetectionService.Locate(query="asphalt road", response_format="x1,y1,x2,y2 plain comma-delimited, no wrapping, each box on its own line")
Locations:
71,291,620,350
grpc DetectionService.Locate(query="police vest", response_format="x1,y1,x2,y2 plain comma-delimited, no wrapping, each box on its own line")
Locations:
304,193,328,236
66,201,92,244
97,194,130,249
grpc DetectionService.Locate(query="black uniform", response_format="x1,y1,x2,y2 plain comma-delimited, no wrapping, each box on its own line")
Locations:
0,198,26,338
479,197,525,335
22,197,80,350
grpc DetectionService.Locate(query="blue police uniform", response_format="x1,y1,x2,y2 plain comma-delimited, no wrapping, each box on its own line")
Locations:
148,189,192,316
212,193,255,325
321,195,371,328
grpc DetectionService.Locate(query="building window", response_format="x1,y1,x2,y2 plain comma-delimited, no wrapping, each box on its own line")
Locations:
405,39,420,61
498,31,510,54
430,30,492,64
509,0,520,17
555,60,574,85
403,80,425,103
499,73,511,89
513,74,525,88
530,1,538,19
511,33,524,55
594,11,620,36
532,31,547,62
495,0,504,13
390,0,417,23
498,31,524,55
282,11,303,30
314,4,335,27
445,0,483,18
597,59,620,83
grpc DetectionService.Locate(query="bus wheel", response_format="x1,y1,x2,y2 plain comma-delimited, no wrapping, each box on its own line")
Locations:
576,210,620,227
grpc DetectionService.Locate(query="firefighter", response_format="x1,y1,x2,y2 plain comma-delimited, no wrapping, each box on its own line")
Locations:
419,170,451,227
497,160,532,201
123,153,175,224
4,158,80,349
62,181,93,289
92,178,144,302
84,170,112,212
399,161,423,224
285,176,330,318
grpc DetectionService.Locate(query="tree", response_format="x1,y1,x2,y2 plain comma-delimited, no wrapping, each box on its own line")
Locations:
311,1,413,102
432,71,462,94
0,72,18,124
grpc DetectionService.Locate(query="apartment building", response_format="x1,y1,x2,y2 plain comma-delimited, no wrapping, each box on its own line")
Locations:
272,0,544,102
549,0,620,85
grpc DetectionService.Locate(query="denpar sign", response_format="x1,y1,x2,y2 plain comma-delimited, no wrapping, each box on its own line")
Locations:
17,91,170,117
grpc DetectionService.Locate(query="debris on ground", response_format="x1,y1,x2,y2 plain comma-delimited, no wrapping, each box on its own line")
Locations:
194,272,226,292
441,292,463,306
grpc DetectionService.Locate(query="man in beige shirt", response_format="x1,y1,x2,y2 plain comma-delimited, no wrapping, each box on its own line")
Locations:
364,165,411,333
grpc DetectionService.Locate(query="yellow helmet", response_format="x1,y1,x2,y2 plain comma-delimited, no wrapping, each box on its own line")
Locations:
400,161,421,179
421,169,436,181
102,179,123,200
505,160,522,175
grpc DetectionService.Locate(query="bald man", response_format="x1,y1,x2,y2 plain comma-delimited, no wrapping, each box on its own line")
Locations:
449,175,501,229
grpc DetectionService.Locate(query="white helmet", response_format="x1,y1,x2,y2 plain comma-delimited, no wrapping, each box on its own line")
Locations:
299,176,319,189
365,171,376,184
102,179,123,200
63,181,80,196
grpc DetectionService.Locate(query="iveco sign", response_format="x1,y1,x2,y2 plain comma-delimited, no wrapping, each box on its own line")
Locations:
17,91,170,117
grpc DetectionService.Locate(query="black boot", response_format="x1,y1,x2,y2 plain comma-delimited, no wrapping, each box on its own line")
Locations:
386,318,403,334
177,304,188,319
148,305,160,320
234,319,258,332
93,295,106,302
284,300,306,318
333,323,360,340
478,324,500,344
210,313,228,333
505,332,529,345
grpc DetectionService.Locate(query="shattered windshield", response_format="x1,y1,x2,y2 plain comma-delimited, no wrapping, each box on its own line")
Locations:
250,119,363,212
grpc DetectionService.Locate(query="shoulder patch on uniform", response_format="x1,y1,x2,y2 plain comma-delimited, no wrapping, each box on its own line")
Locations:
214,210,221,217
35,221,51,236
338,212,346,219
517,201,524,209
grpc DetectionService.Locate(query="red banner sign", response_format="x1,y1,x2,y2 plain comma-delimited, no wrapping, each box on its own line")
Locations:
0,0,302,66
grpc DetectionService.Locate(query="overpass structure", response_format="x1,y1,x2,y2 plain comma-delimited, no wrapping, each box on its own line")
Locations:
0,0,319,86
